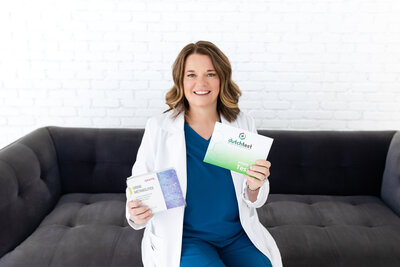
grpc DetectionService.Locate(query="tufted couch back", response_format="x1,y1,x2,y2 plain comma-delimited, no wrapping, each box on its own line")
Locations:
48,127,395,196
47,127,143,194
263,130,396,196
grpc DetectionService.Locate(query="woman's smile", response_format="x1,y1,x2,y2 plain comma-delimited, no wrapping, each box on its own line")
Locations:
193,90,211,95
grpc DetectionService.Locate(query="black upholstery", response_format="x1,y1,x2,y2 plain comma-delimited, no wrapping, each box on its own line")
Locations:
382,131,400,216
1,194,143,267
0,126,399,267
48,127,144,194
0,128,61,257
264,130,394,196
261,194,400,267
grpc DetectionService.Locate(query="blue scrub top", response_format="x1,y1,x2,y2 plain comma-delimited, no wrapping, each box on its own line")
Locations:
183,121,243,246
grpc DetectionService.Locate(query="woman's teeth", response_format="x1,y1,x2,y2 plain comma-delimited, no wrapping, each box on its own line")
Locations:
194,91,211,95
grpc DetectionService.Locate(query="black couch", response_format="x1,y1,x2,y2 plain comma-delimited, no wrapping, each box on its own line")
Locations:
1,126,400,267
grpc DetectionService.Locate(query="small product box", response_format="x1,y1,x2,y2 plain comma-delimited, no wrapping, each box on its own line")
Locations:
203,122,273,178
126,168,185,213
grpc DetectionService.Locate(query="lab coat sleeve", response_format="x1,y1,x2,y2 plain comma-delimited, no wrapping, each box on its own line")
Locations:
125,118,156,230
242,178,270,208
240,115,270,208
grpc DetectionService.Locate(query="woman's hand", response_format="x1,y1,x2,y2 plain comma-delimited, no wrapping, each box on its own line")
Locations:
245,160,271,191
127,200,153,224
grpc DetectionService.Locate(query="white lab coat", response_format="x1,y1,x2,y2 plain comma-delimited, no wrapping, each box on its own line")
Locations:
125,110,282,267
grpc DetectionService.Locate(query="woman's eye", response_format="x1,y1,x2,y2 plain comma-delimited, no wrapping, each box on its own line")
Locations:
187,74,195,78
208,73,216,77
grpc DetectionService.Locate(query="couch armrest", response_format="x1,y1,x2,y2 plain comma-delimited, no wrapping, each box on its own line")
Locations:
381,131,400,217
0,127,61,257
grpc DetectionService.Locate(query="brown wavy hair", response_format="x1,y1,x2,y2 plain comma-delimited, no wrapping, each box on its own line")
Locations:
164,40,241,122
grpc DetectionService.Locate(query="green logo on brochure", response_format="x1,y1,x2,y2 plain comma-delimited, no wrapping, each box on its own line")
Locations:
239,132,246,140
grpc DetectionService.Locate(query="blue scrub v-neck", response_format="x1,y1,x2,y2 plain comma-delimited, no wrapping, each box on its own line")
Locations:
183,121,243,247
184,121,212,142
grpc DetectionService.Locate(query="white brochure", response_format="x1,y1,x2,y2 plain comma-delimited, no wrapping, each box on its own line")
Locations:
203,122,273,178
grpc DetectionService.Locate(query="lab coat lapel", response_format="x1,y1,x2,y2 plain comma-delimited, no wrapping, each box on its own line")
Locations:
161,111,188,198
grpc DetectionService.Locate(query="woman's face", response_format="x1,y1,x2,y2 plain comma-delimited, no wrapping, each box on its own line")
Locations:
183,53,220,111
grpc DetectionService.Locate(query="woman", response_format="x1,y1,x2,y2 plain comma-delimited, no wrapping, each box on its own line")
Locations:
126,41,282,267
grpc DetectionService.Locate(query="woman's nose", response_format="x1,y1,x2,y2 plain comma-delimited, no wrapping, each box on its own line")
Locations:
197,76,208,86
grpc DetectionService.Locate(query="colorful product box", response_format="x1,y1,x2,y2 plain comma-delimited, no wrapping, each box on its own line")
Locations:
126,168,185,213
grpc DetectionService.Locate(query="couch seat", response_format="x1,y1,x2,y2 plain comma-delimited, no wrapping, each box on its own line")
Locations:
0,194,144,267
262,194,400,267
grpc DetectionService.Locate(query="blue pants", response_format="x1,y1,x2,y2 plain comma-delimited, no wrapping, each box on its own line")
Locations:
180,231,272,267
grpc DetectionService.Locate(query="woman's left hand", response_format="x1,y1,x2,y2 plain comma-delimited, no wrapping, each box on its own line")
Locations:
245,160,271,191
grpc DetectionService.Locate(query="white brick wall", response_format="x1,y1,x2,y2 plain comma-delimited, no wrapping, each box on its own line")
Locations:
1,0,400,149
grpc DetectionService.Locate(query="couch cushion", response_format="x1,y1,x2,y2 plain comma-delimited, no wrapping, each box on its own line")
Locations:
0,193,144,267
261,194,400,267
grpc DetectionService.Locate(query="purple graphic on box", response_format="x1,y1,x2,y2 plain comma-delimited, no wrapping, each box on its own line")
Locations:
157,169,185,209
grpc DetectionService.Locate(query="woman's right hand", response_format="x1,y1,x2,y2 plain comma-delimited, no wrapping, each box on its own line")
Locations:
127,200,153,224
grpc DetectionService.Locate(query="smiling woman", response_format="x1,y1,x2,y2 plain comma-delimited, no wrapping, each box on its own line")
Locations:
165,40,242,123
125,40,282,267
